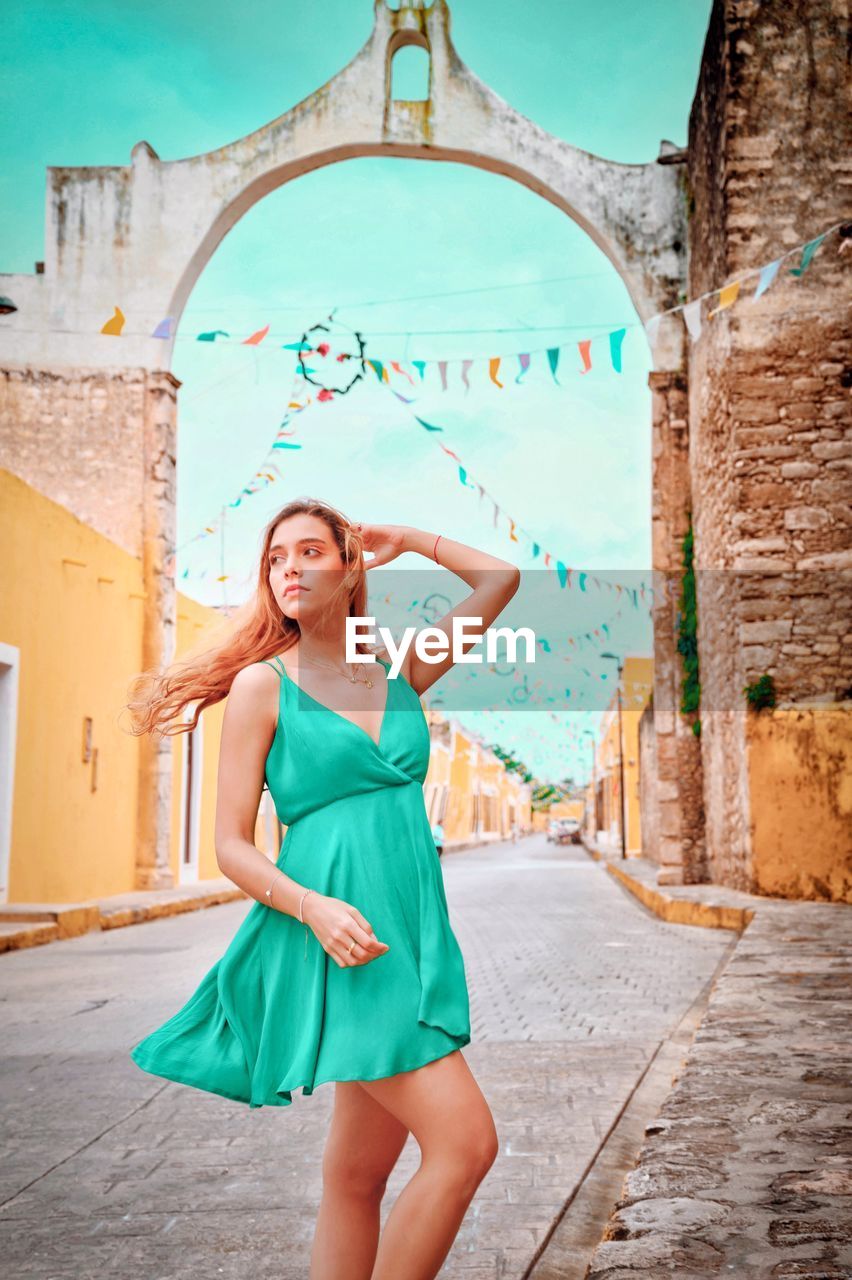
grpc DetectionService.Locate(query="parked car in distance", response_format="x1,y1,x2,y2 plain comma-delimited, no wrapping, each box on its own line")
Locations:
549,817,582,845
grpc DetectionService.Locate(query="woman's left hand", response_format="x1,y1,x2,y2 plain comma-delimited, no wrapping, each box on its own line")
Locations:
353,522,408,568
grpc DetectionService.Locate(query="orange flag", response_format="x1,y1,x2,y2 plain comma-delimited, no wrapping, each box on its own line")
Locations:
709,280,741,317
391,361,416,386
243,324,270,345
101,306,125,336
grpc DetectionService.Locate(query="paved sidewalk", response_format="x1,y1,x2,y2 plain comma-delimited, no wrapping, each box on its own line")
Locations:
0,838,733,1278
0,878,245,952
582,858,852,1278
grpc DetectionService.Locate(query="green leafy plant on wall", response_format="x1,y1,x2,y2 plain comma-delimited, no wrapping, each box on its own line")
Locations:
744,673,777,711
676,518,701,737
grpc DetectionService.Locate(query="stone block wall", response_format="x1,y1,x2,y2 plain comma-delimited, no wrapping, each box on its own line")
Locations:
649,371,706,883
687,0,851,892
0,366,148,558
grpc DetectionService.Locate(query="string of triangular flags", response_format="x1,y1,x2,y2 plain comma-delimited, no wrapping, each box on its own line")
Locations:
378,368,655,611
97,220,846,386
157,217,843,594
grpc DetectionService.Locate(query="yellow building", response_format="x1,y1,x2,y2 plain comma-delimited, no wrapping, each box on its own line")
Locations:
423,707,531,850
589,655,654,857
0,469,249,904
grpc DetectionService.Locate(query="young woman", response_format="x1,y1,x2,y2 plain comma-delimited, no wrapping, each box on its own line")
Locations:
128,496,521,1280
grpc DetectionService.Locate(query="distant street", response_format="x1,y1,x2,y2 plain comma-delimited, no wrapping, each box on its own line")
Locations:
0,836,733,1279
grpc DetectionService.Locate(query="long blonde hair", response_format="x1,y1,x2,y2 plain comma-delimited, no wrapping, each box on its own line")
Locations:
126,497,376,738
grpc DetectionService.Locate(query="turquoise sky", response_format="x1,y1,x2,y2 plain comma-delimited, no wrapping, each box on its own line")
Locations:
2,0,712,783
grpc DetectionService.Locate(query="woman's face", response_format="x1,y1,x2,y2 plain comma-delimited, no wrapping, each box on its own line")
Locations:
267,513,348,625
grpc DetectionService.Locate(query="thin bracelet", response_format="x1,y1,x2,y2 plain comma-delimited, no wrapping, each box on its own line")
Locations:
432,534,442,562
264,870,283,908
299,888,315,962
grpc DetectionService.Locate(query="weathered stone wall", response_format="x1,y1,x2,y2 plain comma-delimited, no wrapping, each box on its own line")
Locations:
649,371,706,883
0,367,147,557
687,0,851,892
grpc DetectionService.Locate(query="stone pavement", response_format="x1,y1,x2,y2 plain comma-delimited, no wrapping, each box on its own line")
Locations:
583,863,852,1279
0,837,733,1279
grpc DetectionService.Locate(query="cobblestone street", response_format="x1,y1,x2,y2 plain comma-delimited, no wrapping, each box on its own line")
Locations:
0,837,734,1278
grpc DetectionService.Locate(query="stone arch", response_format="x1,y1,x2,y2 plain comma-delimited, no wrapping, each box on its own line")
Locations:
2,0,688,381
0,0,689,889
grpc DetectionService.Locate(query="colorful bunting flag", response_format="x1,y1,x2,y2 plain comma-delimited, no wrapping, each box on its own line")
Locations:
608,327,626,372
100,306,125,336
752,259,781,300
682,298,702,342
789,232,827,276
709,279,741,317
243,323,270,346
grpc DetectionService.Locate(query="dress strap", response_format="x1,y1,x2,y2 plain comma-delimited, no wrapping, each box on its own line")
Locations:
261,657,287,678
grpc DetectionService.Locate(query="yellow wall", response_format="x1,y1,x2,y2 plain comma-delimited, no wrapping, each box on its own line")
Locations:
1,470,144,902
548,799,584,822
594,656,653,854
0,469,225,903
747,703,852,903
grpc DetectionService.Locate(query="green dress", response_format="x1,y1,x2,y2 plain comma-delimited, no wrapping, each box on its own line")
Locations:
129,656,471,1109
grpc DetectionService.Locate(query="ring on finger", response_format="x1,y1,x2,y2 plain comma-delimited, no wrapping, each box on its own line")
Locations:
347,939,357,955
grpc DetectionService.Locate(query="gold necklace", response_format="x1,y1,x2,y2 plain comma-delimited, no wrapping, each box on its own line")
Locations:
299,654,374,688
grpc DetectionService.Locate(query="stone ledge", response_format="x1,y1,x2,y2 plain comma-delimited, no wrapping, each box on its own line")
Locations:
585,851,760,932
0,919,60,951
0,879,247,954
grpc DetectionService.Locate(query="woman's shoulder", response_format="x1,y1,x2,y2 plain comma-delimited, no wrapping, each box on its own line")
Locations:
231,657,283,694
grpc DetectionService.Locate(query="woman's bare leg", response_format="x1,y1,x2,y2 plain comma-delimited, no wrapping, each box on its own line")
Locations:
309,1080,410,1280
359,1049,499,1280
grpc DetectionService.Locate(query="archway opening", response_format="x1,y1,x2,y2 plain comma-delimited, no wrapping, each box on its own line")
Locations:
390,43,431,100
173,155,654,784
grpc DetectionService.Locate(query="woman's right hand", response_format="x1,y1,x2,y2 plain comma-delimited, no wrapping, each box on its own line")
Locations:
302,893,391,968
